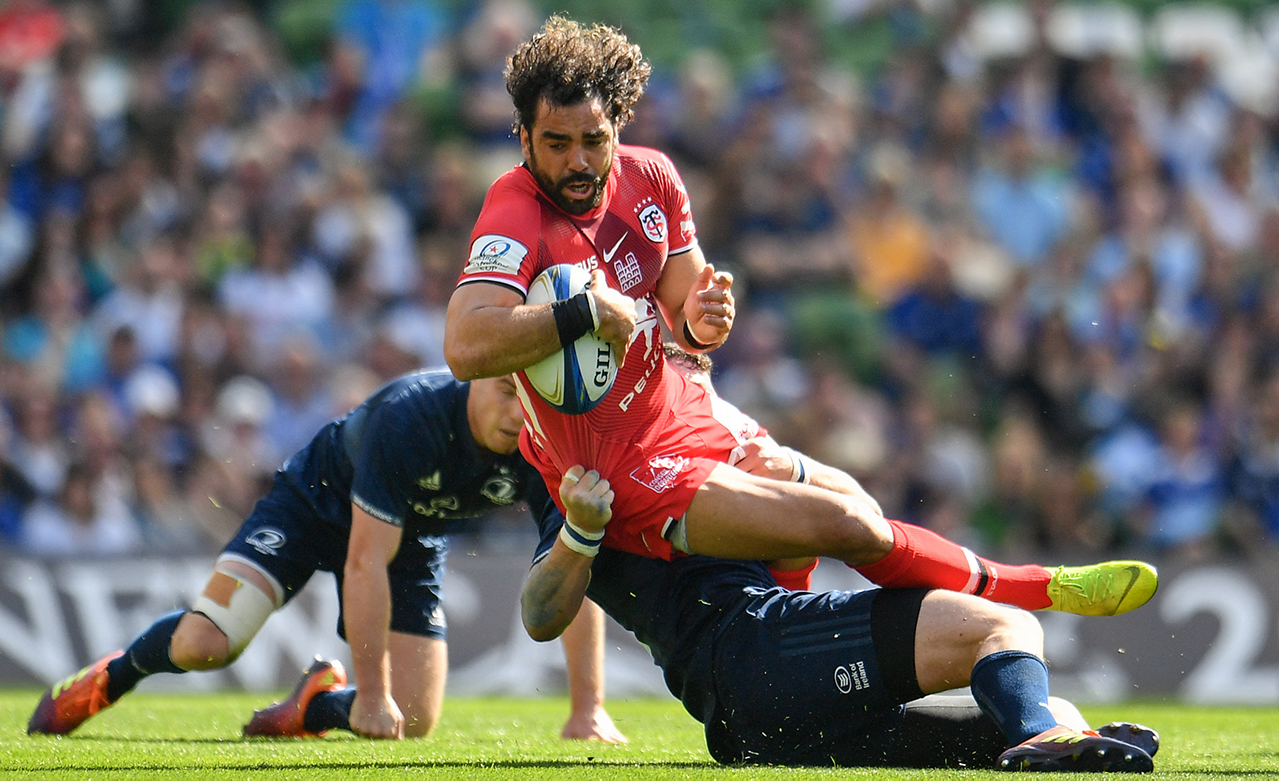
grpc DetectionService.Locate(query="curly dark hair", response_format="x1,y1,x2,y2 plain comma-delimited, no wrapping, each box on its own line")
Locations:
505,16,651,133
663,342,713,375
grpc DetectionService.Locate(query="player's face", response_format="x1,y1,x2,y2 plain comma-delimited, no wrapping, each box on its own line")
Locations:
467,375,525,454
520,96,616,216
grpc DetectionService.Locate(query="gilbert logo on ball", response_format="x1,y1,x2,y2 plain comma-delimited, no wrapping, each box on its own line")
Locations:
523,264,618,414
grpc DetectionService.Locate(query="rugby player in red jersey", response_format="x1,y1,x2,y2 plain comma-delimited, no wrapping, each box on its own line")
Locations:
445,17,1156,616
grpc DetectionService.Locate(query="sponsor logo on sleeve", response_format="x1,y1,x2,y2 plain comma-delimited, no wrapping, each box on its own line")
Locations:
464,235,528,276
638,204,667,243
631,454,692,493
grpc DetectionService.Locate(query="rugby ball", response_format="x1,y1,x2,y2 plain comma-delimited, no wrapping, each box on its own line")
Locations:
523,264,618,414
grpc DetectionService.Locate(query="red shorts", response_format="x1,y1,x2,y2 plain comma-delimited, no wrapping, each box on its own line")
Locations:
522,384,762,560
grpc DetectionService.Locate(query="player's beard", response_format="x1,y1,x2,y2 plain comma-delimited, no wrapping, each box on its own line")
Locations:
527,148,611,216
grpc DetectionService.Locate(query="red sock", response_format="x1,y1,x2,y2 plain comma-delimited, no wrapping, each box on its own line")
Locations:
769,559,818,591
854,520,1053,610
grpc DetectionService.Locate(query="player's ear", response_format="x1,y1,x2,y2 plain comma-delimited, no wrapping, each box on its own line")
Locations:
519,124,532,161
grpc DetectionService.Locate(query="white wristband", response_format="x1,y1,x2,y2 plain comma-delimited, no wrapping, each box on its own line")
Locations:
559,520,605,557
782,447,810,484
584,291,600,331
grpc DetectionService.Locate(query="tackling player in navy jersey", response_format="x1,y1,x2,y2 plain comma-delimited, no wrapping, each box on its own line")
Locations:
523,467,1158,772
28,370,624,743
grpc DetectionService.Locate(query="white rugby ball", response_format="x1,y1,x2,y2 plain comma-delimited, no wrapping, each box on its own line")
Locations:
524,264,618,414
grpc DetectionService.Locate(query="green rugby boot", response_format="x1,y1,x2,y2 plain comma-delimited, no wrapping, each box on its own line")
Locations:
1044,561,1158,617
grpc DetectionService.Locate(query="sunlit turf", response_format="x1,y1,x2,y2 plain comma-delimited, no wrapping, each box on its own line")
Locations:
2,690,1277,778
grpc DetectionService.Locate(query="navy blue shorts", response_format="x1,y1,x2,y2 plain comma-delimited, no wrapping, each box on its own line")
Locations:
704,587,994,766
220,486,449,641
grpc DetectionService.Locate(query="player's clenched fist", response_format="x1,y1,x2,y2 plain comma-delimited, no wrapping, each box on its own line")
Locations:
586,270,636,367
350,689,405,740
560,466,614,535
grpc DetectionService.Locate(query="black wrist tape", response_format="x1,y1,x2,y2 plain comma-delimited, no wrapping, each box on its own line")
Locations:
552,292,595,348
683,321,714,350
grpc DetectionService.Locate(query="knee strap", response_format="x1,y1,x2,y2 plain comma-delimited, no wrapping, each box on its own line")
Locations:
191,562,279,661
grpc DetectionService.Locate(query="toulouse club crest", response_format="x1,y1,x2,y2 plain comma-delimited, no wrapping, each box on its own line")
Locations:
638,204,667,243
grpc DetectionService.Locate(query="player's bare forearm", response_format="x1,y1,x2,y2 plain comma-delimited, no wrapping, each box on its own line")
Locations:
525,467,614,641
344,507,403,704
445,285,563,379
655,247,733,353
343,556,406,739
559,602,627,743
343,559,394,698
561,599,606,711
522,547,591,642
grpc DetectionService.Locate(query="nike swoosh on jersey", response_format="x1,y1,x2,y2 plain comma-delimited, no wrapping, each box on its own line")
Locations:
602,232,628,264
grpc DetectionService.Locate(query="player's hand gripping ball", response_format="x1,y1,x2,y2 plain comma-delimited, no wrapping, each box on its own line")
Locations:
524,264,619,414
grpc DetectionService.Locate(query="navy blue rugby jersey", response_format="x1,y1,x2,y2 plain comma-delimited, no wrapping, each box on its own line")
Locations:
531,501,778,724
276,369,539,537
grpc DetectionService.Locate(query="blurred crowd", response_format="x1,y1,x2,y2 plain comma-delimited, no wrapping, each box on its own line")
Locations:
2,0,1279,564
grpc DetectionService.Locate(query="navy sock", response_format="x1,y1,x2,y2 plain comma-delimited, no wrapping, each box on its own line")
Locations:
105,610,188,702
305,688,356,733
969,649,1058,745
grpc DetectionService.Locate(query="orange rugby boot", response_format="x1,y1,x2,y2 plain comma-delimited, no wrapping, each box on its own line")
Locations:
28,650,124,735
243,657,347,737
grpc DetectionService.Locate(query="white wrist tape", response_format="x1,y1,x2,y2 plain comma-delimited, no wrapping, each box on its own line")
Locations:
559,520,605,557
782,447,811,484
585,291,600,331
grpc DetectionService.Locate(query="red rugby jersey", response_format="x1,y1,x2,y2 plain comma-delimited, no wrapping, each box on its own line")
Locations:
457,145,699,477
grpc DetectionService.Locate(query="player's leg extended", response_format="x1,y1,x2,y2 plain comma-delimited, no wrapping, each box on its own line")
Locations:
681,463,894,562
681,467,1151,612
683,469,1156,615
28,558,280,735
856,520,1158,616
913,592,1152,772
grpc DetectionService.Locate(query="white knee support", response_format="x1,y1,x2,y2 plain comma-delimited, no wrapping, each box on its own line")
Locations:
191,559,280,661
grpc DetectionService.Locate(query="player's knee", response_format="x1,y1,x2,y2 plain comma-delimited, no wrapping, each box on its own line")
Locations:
806,494,892,564
986,604,1043,655
402,702,441,738
169,612,231,670
190,564,280,663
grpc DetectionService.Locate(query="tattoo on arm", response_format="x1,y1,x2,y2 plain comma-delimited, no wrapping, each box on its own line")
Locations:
522,558,589,640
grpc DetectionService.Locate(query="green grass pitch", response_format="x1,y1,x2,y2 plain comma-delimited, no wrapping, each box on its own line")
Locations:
1,690,1277,779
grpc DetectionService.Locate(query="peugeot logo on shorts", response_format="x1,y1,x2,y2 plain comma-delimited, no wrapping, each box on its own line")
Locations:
834,665,853,694
246,527,287,556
